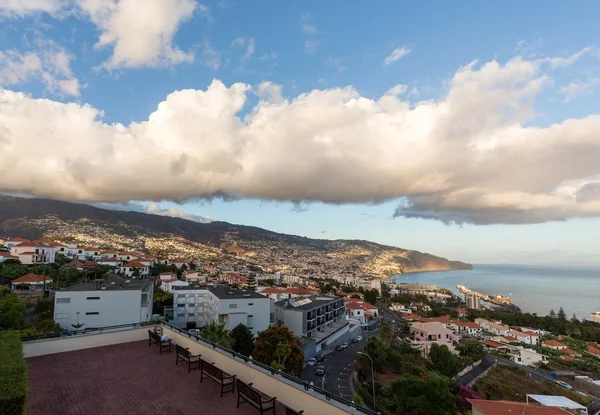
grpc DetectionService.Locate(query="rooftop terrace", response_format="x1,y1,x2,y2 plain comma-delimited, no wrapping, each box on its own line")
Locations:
24,323,372,415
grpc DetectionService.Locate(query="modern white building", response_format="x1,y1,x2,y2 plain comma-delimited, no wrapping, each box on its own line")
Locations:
172,285,271,336
54,279,154,330
511,347,548,367
466,293,480,310
274,296,347,340
120,261,150,278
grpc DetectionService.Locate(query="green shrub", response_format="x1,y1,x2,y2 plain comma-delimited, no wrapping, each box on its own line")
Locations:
0,331,28,414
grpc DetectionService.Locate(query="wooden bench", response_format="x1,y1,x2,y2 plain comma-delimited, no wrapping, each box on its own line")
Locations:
236,379,276,414
148,330,171,354
175,344,200,373
200,359,236,397
284,407,303,415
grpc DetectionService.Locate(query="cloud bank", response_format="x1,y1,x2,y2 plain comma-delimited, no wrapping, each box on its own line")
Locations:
1,52,600,225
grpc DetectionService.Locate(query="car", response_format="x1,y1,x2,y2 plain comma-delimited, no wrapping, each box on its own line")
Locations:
306,358,317,367
316,366,326,376
351,338,360,343
341,342,349,349
315,354,325,362
355,335,363,342
335,345,344,351
556,380,573,390
188,329,200,335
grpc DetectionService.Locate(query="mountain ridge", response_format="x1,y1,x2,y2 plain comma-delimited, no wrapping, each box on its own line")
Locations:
0,196,472,276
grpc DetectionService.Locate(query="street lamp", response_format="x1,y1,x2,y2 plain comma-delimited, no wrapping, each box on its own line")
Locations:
357,352,376,410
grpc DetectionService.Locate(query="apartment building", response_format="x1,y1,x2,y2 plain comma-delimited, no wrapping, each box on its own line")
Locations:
274,296,346,339
120,261,150,278
11,241,57,264
54,279,154,330
172,285,271,336
465,293,480,310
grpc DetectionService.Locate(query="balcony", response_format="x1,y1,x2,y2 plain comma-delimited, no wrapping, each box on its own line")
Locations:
22,324,374,415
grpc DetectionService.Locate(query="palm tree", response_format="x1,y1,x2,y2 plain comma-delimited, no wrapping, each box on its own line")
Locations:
274,341,292,366
201,321,234,348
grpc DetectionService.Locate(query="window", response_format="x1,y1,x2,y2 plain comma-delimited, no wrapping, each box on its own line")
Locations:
56,298,71,304
188,313,195,317
55,313,69,319
177,303,185,308
229,304,238,309
87,296,100,300
248,303,254,306
248,315,253,317
141,293,148,305
248,327,253,330
86,312,99,315
177,313,185,318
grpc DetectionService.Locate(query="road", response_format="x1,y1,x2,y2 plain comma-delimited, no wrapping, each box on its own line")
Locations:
301,334,374,400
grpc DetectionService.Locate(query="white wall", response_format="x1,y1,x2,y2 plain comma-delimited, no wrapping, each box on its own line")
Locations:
218,296,271,336
54,285,153,330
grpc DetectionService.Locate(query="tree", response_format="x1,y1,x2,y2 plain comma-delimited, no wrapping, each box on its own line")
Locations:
379,321,393,346
557,307,567,322
363,336,388,372
0,287,27,330
231,323,254,357
201,321,234,348
152,287,173,315
571,314,579,323
253,325,304,375
456,340,485,362
364,289,378,305
549,309,557,318
388,373,457,415
428,344,460,378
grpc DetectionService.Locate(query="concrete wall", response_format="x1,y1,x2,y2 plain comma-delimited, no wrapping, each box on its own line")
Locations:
23,327,148,358
161,326,356,415
54,288,151,330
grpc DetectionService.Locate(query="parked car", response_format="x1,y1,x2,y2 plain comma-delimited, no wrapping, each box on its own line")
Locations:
306,358,317,367
315,354,325,362
556,380,573,390
355,335,363,342
335,344,344,351
316,366,326,376
352,338,360,343
341,342,349,349
188,329,200,335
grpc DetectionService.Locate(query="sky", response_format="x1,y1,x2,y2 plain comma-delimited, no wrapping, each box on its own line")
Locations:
1,1,600,265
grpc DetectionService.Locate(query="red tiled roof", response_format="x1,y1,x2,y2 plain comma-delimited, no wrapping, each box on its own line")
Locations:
522,330,540,337
339,292,362,297
501,336,519,343
587,345,600,356
455,321,481,329
423,316,452,324
482,340,504,348
404,313,423,321
123,261,147,268
0,252,17,258
7,237,26,242
543,339,566,348
12,241,53,248
468,399,571,414
12,273,51,283
560,355,576,361
161,279,179,284
160,272,176,276
562,347,581,357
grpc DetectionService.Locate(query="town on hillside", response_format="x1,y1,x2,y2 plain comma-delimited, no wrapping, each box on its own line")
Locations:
2,235,600,415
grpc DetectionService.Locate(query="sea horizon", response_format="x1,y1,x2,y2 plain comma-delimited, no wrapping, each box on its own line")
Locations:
393,263,600,319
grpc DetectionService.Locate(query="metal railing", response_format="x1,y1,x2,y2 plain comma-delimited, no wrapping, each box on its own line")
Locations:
21,321,157,342
162,322,378,415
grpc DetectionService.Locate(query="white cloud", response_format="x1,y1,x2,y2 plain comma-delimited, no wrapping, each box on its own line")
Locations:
385,84,408,96
0,41,80,96
199,39,220,70
325,56,346,72
78,0,197,69
92,201,214,223
561,77,600,102
304,40,318,55
243,38,255,60
0,0,71,17
231,37,255,61
383,46,411,65
542,47,597,68
3,53,600,225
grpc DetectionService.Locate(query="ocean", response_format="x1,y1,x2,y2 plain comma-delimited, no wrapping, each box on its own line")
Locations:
393,264,600,320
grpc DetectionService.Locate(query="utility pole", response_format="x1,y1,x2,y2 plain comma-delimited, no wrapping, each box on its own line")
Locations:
357,352,376,410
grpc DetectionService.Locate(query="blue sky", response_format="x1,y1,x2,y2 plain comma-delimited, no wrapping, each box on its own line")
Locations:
1,1,600,265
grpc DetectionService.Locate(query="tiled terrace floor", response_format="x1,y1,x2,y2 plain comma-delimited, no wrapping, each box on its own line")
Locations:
27,340,289,415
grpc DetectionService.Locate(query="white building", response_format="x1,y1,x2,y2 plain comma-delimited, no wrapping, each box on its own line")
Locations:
0,252,19,263
466,293,480,310
172,285,271,336
11,241,57,264
511,347,548,367
160,278,190,293
120,261,149,278
54,279,154,330
11,273,53,295
3,237,27,250
390,303,412,313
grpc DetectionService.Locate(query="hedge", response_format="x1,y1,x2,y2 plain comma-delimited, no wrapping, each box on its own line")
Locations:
0,331,28,414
